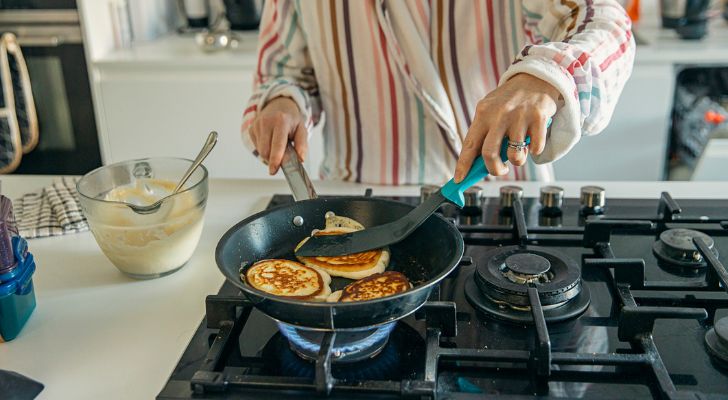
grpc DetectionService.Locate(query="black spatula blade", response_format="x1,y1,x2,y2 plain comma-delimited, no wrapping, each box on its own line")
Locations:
295,191,447,257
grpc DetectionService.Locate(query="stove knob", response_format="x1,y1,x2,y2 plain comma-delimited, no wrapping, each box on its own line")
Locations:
463,186,484,208
580,185,606,213
420,184,439,204
539,186,564,210
499,185,523,209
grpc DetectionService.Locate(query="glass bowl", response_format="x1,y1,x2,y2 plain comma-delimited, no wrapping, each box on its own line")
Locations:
77,158,208,279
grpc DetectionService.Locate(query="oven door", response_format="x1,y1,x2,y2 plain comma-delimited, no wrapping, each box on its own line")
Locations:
1,9,101,174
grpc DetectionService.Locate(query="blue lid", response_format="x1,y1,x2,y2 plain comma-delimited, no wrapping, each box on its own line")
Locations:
0,253,34,297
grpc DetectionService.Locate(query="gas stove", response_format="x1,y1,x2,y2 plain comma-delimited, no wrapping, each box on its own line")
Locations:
158,186,728,399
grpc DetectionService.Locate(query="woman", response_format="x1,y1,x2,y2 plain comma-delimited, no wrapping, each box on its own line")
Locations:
242,0,635,185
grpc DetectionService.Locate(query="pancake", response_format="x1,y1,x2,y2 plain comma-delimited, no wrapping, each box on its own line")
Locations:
324,214,364,230
327,271,412,302
295,227,389,279
244,259,331,301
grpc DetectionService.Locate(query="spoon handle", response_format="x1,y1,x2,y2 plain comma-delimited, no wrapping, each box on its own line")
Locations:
173,131,218,194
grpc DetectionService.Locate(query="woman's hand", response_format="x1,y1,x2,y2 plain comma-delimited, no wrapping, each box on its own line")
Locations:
454,73,560,182
249,97,308,175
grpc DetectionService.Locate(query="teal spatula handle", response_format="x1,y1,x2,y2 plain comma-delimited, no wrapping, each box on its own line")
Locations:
440,118,551,208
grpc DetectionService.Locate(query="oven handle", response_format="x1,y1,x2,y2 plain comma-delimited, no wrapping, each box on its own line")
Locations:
16,35,81,47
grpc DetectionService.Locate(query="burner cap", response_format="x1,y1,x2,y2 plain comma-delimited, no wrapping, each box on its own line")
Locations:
661,229,714,252
705,317,728,369
503,254,551,284
652,229,718,268
474,246,582,307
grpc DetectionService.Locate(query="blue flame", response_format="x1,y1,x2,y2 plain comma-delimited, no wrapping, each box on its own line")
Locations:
278,322,396,356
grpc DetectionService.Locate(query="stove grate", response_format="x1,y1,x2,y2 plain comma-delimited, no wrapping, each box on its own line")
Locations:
160,190,728,400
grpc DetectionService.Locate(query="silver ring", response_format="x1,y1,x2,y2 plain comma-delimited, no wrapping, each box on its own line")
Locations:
507,140,528,151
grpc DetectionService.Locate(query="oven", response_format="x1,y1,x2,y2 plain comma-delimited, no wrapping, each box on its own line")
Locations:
0,0,101,174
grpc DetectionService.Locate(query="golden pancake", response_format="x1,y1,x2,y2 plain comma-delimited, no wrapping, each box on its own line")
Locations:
295,227,389,279
244,259,331,301
324,214,364,230
327,271,412,302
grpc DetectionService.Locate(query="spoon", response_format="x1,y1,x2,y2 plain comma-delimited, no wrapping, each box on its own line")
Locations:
128,131,218,215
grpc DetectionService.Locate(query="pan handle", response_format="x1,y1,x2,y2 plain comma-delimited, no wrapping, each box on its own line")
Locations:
281,143,318,201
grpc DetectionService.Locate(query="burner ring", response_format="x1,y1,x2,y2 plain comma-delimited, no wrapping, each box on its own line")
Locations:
465,275,591,324
474,246,581,306
705,317,728,369
652,228,718,269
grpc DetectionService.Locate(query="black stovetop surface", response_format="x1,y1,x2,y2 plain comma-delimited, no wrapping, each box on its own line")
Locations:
158,192,728,399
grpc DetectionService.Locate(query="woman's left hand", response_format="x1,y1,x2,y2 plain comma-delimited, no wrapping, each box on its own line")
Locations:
454,73,560,182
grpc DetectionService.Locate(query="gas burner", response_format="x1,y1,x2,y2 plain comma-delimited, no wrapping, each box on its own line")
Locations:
705,317,728,369
465,246,590,324
277,322,395,363
475,246,582,307
263,322,425,381
652,229,719,269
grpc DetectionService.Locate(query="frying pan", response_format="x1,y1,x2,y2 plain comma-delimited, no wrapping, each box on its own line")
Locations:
215,146,464,330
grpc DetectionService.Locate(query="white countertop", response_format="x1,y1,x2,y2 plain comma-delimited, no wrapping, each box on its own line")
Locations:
93,31,260,69
1,176,728,400
633,5,728,65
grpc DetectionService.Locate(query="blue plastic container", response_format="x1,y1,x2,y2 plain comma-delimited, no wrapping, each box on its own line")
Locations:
0,262,22,282
0,237,36,342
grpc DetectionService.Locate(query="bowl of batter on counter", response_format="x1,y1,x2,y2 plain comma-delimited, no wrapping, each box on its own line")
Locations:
76,158,208,279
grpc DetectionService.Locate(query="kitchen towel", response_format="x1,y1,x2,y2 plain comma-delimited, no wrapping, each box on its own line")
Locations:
13,177,88,239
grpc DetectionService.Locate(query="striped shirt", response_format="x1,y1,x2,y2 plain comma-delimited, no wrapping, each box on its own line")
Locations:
242,0,635,185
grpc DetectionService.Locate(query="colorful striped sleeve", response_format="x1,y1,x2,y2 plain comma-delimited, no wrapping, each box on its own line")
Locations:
501,0,636,165
240,0,321,155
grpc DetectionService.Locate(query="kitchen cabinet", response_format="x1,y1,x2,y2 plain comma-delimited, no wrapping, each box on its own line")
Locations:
91,35,324,180
94,65,263,179
553,64,673,181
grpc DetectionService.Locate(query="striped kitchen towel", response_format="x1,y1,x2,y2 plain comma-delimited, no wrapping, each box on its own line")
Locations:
14,177,88,239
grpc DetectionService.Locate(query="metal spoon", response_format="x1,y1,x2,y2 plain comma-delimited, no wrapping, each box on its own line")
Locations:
128,131,218,215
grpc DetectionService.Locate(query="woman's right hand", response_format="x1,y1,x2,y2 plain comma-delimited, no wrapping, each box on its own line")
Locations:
249,97,308,175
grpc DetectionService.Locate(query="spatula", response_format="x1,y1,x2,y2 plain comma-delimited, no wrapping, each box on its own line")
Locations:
295,135,535,257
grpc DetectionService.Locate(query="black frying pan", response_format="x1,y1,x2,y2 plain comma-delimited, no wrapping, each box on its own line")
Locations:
215,146,463,330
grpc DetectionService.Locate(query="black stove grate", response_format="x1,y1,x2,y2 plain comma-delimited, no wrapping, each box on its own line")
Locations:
158,191,728,400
